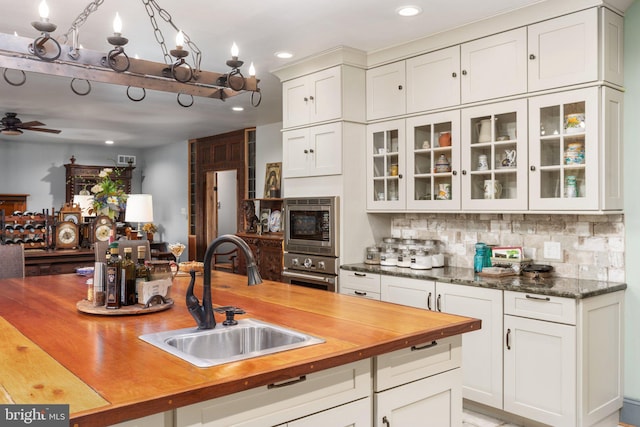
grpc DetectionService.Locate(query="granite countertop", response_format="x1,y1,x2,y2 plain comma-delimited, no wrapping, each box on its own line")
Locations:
340,263,626,299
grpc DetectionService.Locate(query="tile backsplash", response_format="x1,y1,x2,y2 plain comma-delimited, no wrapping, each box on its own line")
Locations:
390,213,625,282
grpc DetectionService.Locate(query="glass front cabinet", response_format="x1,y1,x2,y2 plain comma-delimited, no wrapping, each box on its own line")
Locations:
528,87,622,211
366,120,406,210
461,100,528,210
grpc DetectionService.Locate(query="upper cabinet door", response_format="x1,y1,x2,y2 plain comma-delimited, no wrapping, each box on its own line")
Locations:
366,62,406,121
282,67,342,128
461,28,527,104
406,46,461,113
528,9,598,92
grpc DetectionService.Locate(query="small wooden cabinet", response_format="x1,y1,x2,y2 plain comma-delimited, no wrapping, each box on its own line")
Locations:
0,194,29,214
236,232,283,282
24,249,95,276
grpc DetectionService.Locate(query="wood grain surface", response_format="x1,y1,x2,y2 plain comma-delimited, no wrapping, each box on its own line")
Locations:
0,271,480,426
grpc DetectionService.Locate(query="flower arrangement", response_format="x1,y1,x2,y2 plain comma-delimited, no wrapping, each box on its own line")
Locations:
89,168,128,220
142,223,158,234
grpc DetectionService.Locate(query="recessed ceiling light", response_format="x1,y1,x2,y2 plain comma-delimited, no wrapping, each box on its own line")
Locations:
396,5,422,17
275,51,293,59
232,106,244,112
105,140,114,145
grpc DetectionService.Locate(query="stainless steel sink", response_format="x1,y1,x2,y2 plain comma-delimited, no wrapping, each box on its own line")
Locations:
139,318,324,368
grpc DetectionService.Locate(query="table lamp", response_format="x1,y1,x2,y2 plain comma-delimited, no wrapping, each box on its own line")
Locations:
125,194,154,238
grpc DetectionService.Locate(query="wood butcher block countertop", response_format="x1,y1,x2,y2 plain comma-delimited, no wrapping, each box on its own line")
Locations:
0,272,480,427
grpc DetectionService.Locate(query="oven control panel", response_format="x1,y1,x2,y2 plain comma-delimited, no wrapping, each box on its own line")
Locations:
284,252,338,275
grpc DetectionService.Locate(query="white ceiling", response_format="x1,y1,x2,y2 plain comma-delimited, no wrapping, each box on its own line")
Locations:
0,0,543,148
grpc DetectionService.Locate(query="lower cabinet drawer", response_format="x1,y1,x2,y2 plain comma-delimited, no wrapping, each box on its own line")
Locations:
176,359,371,427
374,335,461,392
340,286,381,300
339,270,381,293
504,290,576,325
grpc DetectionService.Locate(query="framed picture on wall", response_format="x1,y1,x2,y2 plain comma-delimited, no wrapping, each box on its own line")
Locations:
263,162,282,198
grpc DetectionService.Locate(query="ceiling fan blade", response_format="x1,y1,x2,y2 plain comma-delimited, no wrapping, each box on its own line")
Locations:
23,127,61,134
18,121,46,128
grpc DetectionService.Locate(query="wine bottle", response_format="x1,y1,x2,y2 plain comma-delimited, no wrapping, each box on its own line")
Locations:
135,246,149,304
105,243,122,309
121,247,136,306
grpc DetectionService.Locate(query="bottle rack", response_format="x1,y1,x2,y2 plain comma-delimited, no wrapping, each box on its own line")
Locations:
1,209,53,249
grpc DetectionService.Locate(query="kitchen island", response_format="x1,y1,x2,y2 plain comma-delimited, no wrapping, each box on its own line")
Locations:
0,271,479,427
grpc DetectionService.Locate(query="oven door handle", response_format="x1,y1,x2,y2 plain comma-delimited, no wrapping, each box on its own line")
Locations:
282,270,334,283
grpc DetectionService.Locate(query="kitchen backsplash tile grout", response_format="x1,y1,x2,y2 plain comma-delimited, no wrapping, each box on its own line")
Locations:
390,213,625,282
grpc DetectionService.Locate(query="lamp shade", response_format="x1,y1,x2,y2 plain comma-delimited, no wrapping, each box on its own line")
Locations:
73,194,95,217
125,194,154,223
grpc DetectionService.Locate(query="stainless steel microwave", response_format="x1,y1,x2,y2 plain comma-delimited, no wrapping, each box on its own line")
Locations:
283,196,339,257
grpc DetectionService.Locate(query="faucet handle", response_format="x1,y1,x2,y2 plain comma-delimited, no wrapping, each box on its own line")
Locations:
222,309,238,326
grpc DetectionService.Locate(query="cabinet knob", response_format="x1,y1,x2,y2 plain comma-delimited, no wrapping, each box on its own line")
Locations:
309,95,314,101
303,97,308,102
529,54,536,60
530,165,536,171
398,174,403,179
398,85,403,90
452,170,457,176
462,70,468,76
452,72,457,78
309,148,314,153
303,149,309,154
461,170,467,175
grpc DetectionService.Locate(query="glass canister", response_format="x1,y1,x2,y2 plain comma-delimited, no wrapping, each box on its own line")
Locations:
380,247,398,266
397,246,412,268
364,246,381,265
410,247,432,270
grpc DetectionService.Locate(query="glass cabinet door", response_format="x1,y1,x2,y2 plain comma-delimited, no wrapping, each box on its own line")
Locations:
366,119,405,210
406,111,460,210
461,99,528,210
528,88,598,210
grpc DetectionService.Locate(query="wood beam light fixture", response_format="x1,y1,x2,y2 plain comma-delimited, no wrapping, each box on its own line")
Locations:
1,0,261,108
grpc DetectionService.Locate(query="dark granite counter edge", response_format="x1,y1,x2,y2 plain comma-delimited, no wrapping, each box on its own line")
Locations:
340,264,627,299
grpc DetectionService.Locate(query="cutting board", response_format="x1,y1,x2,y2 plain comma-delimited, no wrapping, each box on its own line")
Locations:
0,316,108,411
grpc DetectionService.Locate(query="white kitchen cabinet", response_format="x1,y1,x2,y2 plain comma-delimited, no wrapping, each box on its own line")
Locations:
528,9,598,92
436,282,503,409
375,367,462,427
366,61,406,120
283,397,371,427
406,111,461,210
176,359,370,427
283,122,342,178
503,290,624,427
366,120,406,210
528,87,624,211
461,99,528,211
460,28,527,104
339,270,381,300
380,275,435,310
282,67,341,128
406,46,461,113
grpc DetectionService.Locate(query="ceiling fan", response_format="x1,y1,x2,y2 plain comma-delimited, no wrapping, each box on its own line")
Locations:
1,112,61,136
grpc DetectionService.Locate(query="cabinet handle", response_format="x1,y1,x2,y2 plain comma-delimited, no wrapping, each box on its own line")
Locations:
452,170,457,176
529,54,536,60
411,340,438,351
462,69,468,76
461,170,467,175
303,149,309,154
309,148,314,153
452,72,457,78
382,416,391,427
506,328,511,350
525,294,551,302
354,272,366,277
530,165,536,171
267,375,307,389
309,95,314,101
354,290,367,296
303,97,308,102
398,85,403,90
427,291,432,310
436,294,442,312
398,173,403,179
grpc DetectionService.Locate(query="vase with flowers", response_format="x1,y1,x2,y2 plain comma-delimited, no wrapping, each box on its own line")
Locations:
88,168,128,220
142,223,158,242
